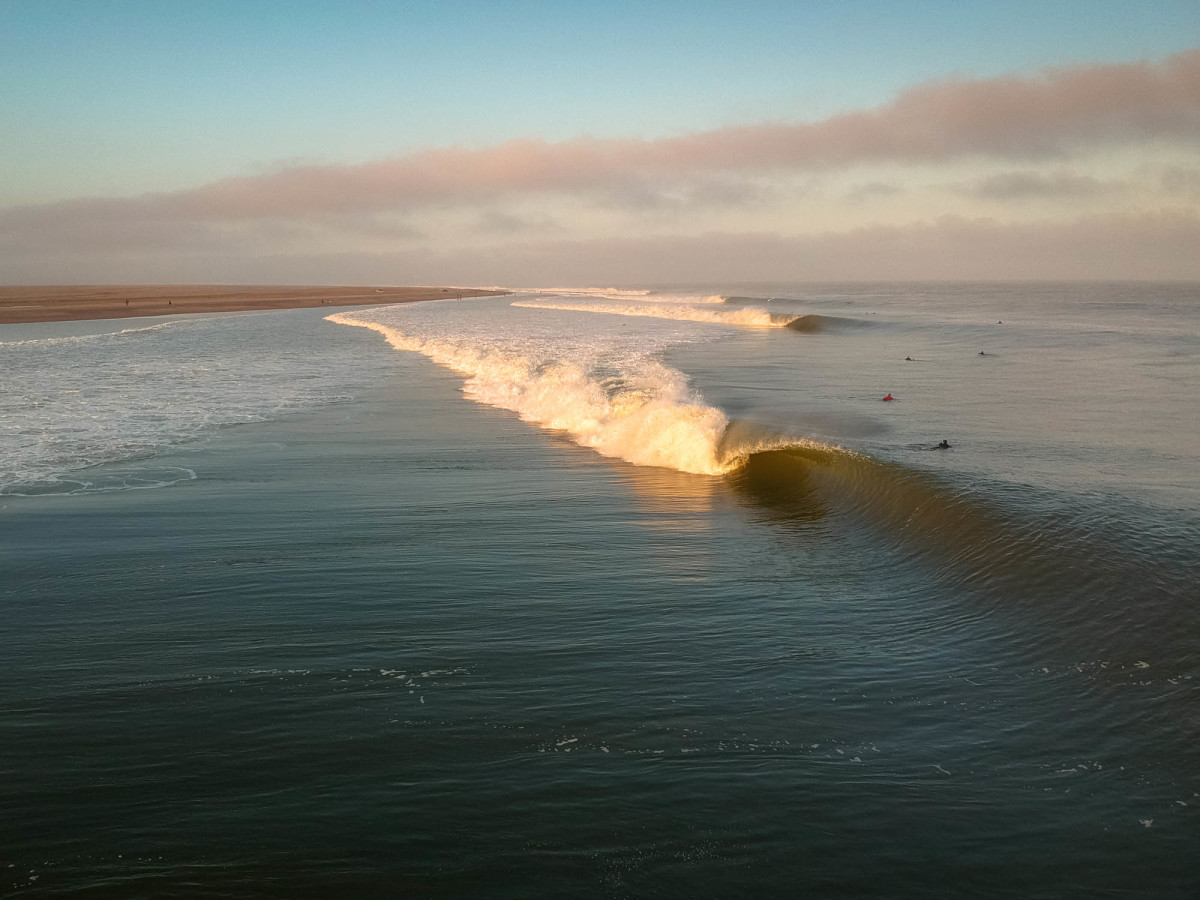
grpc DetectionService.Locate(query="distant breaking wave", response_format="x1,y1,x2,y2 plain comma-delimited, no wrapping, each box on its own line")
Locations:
512,300,862,332
509,287,728,304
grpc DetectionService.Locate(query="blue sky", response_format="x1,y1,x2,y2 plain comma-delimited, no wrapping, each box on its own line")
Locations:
4,0,1198,202
2,1,1198,281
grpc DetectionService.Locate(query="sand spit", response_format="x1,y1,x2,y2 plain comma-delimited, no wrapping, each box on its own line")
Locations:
0,285,509,325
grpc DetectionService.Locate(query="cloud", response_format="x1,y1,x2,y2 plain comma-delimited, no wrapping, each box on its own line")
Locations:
2,45,1198,243
1160,165,1200,196
845,181,905,203
470,210,562,236
952,170,1115,199
474,211,1200,282
6,210,1197,284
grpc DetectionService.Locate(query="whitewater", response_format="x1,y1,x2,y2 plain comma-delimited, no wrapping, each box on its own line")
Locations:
325,309,734,475
326,291,829,476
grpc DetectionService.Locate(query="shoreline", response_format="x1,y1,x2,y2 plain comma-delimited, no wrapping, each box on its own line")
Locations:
0,285,510,325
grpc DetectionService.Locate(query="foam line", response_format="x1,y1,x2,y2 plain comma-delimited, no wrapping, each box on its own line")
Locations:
510,300,790,328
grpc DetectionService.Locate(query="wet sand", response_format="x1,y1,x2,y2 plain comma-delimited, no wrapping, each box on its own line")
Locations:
0,285,509,324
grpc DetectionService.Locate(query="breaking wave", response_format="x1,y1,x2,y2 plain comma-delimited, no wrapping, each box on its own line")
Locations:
325,301,1200,685
329,312,750,474
327,310,848,476
511,300,793,328
509,288,728,304
722,427,1200,670
512,300,866,332
328,303,1198,657
508,286,654,300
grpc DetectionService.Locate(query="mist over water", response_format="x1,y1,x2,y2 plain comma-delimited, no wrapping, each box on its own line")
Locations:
2,284,1198,897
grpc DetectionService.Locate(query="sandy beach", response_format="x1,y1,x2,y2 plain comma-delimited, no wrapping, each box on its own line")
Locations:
0,285,509,325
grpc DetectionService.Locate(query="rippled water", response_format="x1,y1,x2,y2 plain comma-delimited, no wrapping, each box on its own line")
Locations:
1,285,1198,898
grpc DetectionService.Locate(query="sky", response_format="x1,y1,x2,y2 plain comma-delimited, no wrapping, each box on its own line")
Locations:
2,0,1199,284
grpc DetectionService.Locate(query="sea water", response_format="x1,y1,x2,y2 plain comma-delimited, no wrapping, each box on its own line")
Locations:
1,284,1197,897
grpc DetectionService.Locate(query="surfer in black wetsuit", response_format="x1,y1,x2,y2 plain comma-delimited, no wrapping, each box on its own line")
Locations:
937,440,951,449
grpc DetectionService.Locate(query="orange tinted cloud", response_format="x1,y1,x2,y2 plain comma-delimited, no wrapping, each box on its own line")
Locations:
2,45,1198,236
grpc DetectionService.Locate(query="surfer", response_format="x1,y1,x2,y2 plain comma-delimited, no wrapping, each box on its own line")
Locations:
905,356,913,361
883,393,894,401
937,440,951,449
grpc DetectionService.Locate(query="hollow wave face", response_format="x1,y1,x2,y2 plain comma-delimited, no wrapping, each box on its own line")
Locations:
784,314,866,333
511,300,791,328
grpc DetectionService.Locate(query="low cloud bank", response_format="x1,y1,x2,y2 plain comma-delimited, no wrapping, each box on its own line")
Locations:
6,211,1197,284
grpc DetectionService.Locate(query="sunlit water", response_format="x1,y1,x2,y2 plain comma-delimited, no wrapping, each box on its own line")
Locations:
2,284,1198,898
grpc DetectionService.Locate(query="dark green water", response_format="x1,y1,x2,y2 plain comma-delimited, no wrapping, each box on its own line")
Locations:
2,287,1198,897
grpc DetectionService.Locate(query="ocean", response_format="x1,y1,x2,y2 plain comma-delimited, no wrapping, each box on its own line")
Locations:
2,283,1197,898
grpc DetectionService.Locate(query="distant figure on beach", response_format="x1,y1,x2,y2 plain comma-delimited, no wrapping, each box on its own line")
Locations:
938,440,951,449
883,393,894,401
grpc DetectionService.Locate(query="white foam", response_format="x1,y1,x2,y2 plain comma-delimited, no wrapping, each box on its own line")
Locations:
510,286,652,299
511,300,791,328
642,293,729,305
327,309,739,475
0,318,195,348
0,313,370,494
510,287,726,304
